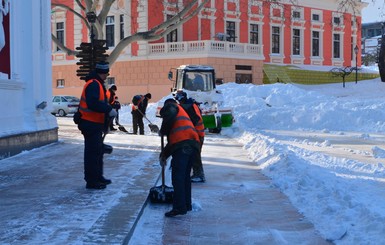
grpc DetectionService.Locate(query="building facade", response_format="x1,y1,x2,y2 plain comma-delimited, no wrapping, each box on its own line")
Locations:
0,0,57,159
52,0,365,103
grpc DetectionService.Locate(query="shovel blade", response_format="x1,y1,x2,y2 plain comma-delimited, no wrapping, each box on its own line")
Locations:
149,185,174,203
148,124,159,133
118,125,128,132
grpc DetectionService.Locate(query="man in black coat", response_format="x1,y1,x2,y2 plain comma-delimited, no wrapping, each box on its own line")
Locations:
78,62,117,189
131,93,151,135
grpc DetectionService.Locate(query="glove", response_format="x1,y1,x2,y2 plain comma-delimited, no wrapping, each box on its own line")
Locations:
109,109,117,117
159,153,167,167
134,105,138,110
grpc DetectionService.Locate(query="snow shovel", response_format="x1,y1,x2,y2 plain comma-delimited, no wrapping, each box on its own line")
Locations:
149,135,174,204
137,109,159,133
116,123,129,133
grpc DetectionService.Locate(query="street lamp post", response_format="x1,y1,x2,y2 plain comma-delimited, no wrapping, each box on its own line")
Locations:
354,45,359,84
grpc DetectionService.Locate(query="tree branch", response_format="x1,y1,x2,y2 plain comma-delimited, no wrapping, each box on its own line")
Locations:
108,0,209,64
51,34,79,56
75,0,86,12
52,3,90,29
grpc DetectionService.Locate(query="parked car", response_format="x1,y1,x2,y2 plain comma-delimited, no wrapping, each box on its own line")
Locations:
51,95,80,117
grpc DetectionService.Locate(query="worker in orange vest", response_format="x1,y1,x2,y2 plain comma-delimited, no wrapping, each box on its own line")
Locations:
78,62,117,190
106,84,118,131
175,91,206,183
159,98,200,217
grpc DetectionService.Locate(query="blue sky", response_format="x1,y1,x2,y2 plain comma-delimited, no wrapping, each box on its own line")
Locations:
362,0,385,23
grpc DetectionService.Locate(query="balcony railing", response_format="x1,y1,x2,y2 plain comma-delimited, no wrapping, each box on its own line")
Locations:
147,40,264,59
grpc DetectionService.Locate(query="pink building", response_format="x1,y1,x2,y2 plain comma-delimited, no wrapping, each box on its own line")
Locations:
51,0,366,103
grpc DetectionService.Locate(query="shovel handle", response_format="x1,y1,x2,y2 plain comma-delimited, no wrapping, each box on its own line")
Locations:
161,135,166,187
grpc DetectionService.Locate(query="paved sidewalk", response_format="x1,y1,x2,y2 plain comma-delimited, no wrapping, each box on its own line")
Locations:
0,118,329,244
128,135,330,245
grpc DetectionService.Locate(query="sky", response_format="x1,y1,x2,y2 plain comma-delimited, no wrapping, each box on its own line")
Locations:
362,0,385,23
2,65,385,244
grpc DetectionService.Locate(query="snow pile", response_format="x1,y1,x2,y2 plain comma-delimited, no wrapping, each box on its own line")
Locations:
218,77,385,244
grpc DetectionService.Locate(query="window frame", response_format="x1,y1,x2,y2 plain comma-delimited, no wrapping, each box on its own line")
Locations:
105,16,115,47
271,26,281,54
250,23,259,44
226,21,236,42
56,22,65,52
166,15,178,42
312,31,320,57
120,14,124,40
333,33,341,59
292,28,301,55
56,79,65,88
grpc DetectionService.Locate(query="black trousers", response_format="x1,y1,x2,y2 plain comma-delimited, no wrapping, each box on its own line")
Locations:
82,130,104,184
132,111,144,134
171,145,197,212
192,137,205,177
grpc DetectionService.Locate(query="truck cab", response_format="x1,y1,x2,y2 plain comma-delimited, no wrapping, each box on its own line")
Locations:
158,65,234,133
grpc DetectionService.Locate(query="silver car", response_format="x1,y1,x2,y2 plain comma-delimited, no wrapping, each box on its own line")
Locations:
51,95,80,117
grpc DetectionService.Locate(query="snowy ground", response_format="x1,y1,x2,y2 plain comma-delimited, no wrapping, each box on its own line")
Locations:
131,73,385,244
216,76,385,244
1,67,385,244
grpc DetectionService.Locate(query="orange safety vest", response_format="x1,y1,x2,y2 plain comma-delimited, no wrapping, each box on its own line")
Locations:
79,79,106,124
169,105,200,145
132,95,144,111
106,90,115,105
192,103,205,138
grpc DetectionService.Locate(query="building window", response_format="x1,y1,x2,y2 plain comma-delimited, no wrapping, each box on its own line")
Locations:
56,22,64,51
106,16,115,47
292,29,300,55
226,21,236,42
312,31,320,57
120,14,124,40
56,79,65,88
293,11,301,19
333,17,341,25
166,15,177,42
250,24,259,44
236,74,252,84
333,33,341,58
272,26,280,54
312,14,319,21
106,77,115,86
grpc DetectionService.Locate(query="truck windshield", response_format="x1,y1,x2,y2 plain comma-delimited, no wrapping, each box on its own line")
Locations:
183,71,214,92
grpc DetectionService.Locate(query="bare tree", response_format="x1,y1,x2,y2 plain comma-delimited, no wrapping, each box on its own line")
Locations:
51,0,209,65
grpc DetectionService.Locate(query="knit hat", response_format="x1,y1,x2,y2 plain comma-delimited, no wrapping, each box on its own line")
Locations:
110,84,117,91
175,91,187,102
95,62,109,74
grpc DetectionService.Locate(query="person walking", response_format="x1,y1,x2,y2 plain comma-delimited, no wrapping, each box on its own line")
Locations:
113,96,121,126
175,91,206,182
106,84,118,131
78,62,117,189
159,98,200,217
131,93,151,135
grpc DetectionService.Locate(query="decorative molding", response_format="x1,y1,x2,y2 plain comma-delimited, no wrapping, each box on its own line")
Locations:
0,79,24,90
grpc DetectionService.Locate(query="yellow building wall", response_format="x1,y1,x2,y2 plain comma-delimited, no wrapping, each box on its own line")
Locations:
52,57,263,104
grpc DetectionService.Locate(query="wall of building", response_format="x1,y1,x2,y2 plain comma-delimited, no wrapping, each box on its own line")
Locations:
52,56,263,104
0,0,58,159
51,0,365,104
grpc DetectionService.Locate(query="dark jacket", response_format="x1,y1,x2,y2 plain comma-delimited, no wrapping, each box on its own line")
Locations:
160,103,200,158
179,98,201,126
139,96,149,114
